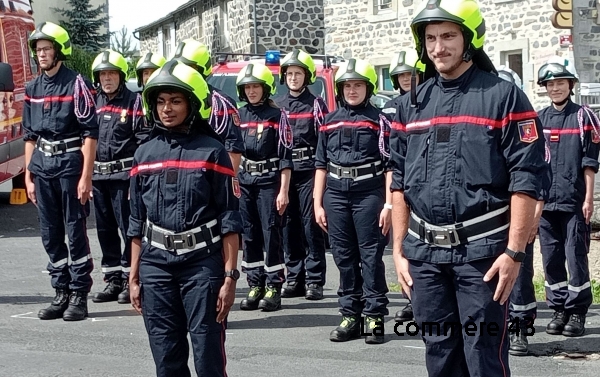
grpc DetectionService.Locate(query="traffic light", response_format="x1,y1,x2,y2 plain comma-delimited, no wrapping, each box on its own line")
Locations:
551,0,573,29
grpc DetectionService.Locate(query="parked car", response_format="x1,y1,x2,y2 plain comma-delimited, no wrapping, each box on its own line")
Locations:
370,90,399,109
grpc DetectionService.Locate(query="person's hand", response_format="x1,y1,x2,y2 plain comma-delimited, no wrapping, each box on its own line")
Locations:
395,253,413,300
216,279,236,323
583,199,594,225
276,191,289,215
527,220,539,244
77,175,93,205
130,279,142,315
483,252,521,305
25,174,36,205
315,205,328,233
379,207,391,236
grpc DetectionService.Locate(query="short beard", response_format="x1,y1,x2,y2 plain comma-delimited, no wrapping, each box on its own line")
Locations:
436,58,464,77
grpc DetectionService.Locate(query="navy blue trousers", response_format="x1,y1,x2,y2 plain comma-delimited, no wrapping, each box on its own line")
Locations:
140,246,228,377
539,210,592,315
323,186,389,317
240,182,286,287
409,258,510,377
283,170,327,286
34,175,93,292
93,179,131,282
508,242,536,327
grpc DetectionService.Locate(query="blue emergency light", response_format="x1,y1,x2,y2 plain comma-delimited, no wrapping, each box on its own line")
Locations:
265,50,280,65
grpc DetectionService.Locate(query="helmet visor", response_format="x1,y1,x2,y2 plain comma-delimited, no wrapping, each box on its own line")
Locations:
538,63,571,83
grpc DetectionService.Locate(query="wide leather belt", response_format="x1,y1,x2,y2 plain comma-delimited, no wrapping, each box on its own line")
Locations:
241,157,279,176
37,137,82,156
291,147,314,161
94,157,134,174
327,161,383,181
408,206,510,248
142,219,221,255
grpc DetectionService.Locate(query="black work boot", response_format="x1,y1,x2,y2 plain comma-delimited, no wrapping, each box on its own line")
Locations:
38,289,70,320
563,313,586,337
364,316,385,344
546,310,569,335
117,281,130,304
330,316,361,342
92,280,123,303
509,333,529,356
240,286,265,311
281,282,306,298
63,291,88,321
305,283,324,300
394,303,414,322
258,285,282,312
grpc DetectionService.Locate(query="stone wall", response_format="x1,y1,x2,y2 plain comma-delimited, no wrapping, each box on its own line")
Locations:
139,28,160,56
251,0,325,54
573,0,600,83
228,0,252,53
323,0,572,110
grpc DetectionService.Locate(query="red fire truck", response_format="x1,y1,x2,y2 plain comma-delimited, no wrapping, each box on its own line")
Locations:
0,0,36,187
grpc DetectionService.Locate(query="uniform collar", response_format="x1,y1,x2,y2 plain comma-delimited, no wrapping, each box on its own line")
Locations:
101,85,127,102
287,88,311,101
436,63,478,91
42,63,66,82
548,99,575,115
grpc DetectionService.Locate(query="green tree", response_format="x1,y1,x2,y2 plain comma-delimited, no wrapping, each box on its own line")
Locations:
111,26,135,59
53,0,109,52
64,46,96,81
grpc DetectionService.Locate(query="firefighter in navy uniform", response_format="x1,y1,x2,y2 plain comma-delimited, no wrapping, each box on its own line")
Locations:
382,48,425,323
277,49,329,300
314,59,392,344
389,1,547,375
128,60,242,377
498,65,547,356
236,63,293,312
537,59,600,337
23,22,98,321
135,51,166,88
172,39,245,173
90,50,149,305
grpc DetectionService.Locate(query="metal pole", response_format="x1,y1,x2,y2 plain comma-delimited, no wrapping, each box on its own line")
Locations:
253,0,258,54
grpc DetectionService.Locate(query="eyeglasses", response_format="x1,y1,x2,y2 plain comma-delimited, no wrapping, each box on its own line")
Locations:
285,72,305,78
35,46,54,55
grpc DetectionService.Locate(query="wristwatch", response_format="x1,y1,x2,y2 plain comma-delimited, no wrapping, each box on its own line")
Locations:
224,269,240,281
504,248,526,262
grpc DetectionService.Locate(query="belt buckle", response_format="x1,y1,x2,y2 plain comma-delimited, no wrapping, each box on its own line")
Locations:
341,168,357,179
99,163,113,174
425,226,459,247
184,231,197,249
43,142,59,155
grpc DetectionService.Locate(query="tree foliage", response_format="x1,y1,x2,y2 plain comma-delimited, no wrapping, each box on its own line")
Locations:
53,0,109,52
111,26,135,58
63,46,95,81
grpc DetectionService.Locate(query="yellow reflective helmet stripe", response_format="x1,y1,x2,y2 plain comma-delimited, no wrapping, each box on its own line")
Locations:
389,49,425,75
28,22,72,58
334,59,378,95
280,49,317,84
235,63,276,98
172,39,212,77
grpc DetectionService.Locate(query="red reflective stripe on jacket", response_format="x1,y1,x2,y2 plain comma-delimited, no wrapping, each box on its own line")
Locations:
130,160,235,177
25,95,74,103
214,109,238,116
390,121,405,131
319,120,380,132
240,121,279,129
287,112,314,119
405,111,539,131
96,105,143,117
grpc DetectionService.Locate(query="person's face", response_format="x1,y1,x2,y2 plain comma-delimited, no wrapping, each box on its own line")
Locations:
343,80,368,106
35,40,56,70
285,66,306,92
99,70,120,95
546,79,571,104
156,92,189,128
398,71,419,92
425,22,466,79
142,68,156,85
245,83,264,104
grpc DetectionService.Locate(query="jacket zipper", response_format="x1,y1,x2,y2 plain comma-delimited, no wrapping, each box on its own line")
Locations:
421,136,430,182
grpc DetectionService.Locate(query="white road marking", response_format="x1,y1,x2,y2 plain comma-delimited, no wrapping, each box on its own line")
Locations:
11,312,38,320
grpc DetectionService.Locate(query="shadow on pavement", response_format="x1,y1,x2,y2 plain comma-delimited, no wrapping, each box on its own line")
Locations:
0,295,54,304
90,309,140,318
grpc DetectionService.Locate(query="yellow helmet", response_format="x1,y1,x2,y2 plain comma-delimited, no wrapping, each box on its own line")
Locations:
135,52,167,87
235,63,276,103
411,0,485,61
334,58,378,96
172,39,212,78
389,49,425,91
92,50,129,86
280,49,317,85
28,22,72,60
143,60,212,124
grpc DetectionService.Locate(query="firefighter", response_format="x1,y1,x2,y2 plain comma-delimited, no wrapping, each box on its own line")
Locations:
277,49,328,300
314,58,392,344
236,63,293,312
23,22,98,321
172,39,244,173
383,48,425,323
389,0,547,375
128,60,242,377
537,58,600,337
90,50,149,305
498,65,546,356
135,51,166,88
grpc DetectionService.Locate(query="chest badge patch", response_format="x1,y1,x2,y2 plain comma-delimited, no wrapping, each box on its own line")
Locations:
592,130,600,144
518,120,538,143
120,109,127,123
232,177,241,198
232,112,241,127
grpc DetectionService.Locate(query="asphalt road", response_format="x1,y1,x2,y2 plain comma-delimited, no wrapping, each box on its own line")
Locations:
0,182,599,377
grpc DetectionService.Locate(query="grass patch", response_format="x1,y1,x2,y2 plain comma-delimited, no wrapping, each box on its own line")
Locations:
533,277,600,304
388,282,402,293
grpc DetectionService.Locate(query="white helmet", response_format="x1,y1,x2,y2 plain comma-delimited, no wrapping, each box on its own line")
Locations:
497,65,523,90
